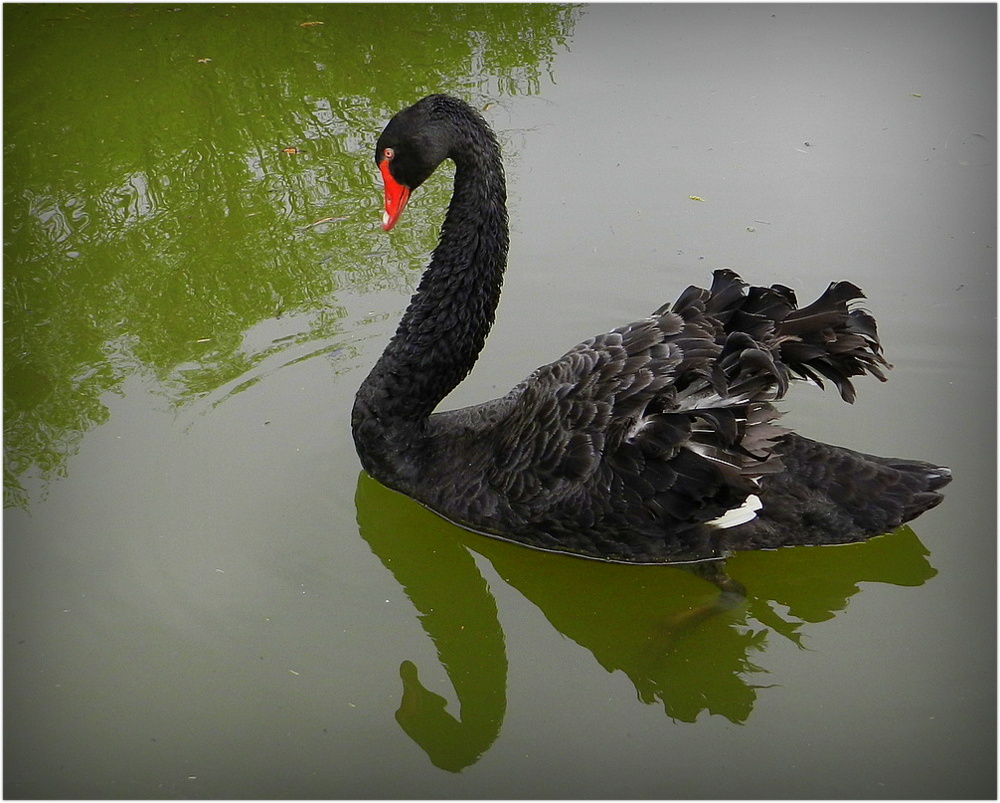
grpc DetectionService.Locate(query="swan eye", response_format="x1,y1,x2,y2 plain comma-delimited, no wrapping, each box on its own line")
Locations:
382,147,395,161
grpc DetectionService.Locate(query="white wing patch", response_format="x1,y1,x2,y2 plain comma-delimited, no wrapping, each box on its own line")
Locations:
705,493,763,529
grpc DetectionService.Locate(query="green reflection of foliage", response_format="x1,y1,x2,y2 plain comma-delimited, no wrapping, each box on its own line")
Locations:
356,471,937,765
3,3,580,507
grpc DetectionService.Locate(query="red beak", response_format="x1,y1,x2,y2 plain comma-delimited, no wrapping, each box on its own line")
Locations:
379,159,410,231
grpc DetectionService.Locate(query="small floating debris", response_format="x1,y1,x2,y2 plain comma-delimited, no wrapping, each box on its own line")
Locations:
688,195,705,202
196,57,212,64
281,147,302,154
302,216,348,229
299,20,324,27
911,92,923,98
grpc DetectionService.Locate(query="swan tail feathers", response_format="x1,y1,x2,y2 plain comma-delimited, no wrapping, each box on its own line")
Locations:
728,434,953,550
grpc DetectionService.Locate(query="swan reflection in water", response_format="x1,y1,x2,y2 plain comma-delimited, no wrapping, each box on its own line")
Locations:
355,472,936,772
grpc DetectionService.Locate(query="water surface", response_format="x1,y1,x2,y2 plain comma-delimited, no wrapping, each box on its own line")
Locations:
5,4,995,798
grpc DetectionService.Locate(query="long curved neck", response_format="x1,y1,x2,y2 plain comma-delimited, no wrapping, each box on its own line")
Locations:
359,121,509,427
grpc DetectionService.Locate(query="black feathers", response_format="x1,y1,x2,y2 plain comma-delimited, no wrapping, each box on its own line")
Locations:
353,95,950,564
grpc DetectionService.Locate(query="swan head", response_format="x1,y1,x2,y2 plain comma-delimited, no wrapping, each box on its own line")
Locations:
375,96,454,230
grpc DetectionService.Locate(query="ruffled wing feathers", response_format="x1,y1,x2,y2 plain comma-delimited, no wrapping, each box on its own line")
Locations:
484,270,889,529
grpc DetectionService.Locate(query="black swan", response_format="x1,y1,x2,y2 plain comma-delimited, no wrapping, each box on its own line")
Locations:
352,94,951,564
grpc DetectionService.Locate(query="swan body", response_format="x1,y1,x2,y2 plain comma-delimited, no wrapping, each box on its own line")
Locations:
353,94,950,564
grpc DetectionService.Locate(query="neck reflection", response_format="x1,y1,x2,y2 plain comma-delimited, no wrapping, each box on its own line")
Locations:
355,472,936,769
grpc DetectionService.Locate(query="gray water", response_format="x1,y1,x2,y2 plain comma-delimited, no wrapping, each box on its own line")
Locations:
5,4,995,798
